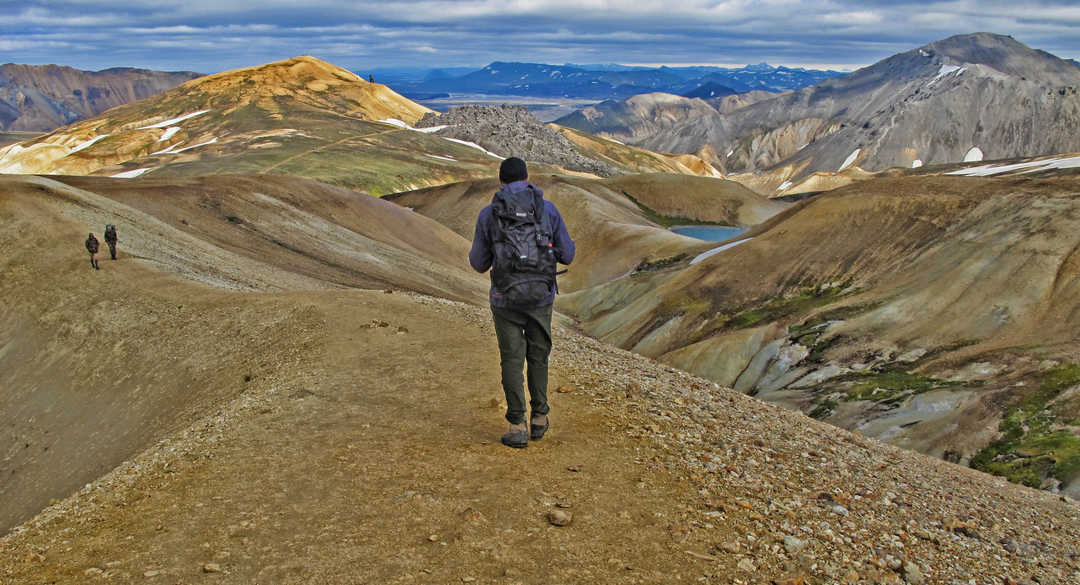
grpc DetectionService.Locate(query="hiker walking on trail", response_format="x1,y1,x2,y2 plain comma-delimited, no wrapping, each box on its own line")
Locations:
104,224,118,260
85,233,100,270
469,157,575,449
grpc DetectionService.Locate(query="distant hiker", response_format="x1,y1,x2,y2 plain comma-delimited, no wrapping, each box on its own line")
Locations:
469,157,575,448
85,233,100,270
104,224,118,260
369,74,374,83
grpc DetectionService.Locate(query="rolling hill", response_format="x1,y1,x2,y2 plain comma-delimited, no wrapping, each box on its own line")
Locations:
558,166,1080,495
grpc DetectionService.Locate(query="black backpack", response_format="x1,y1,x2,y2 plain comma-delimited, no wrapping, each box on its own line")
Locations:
490,185,557,307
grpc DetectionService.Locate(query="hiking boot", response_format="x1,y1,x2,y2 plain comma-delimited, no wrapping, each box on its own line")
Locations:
501,423,529,449
530,414,549,441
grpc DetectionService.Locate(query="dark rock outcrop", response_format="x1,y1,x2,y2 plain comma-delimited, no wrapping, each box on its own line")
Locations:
417,105,617,176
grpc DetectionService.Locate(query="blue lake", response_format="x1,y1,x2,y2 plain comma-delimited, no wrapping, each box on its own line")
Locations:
670,225,748,242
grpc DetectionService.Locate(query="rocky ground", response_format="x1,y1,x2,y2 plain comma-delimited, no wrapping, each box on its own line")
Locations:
2,286,1078,584
417,105,617,177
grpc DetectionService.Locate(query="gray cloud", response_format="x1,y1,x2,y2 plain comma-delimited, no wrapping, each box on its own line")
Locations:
2,1,1079,73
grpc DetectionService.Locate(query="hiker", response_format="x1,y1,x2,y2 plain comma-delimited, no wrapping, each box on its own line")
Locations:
104,224,118,260
469,157,575,448
369,74,374,83
85,233,100,270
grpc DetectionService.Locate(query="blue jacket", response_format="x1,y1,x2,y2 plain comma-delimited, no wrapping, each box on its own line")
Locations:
469,181,575,307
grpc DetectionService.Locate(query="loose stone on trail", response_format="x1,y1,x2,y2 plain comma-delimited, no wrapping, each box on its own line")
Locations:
548,509,572,526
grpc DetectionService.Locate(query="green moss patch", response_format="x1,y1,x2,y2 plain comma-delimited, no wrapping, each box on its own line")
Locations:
701,282,856,339
970,363,1080,488
809,398,838,420
787,300,882,349
633,253,690,274
835,371,962,403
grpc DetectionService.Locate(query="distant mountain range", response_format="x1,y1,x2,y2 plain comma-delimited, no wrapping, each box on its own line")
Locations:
0,64,200,132
386,61,847,100
557,33,1080,190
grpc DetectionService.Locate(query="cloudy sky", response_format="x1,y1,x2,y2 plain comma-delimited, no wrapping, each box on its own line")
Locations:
3,1,1080,74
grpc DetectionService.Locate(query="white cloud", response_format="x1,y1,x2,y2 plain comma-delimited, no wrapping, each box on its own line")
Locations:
3,1,1080,72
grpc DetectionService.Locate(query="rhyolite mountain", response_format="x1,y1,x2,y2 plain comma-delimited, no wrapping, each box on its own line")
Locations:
0,57,494,195
0,63,201,132
558,33,1080,192
0,57,729,193
397,61,845,100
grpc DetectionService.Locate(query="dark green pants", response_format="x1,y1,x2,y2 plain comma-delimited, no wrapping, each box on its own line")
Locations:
491,304,553,425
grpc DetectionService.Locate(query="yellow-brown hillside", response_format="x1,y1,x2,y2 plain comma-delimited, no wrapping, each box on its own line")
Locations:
0,57,443,187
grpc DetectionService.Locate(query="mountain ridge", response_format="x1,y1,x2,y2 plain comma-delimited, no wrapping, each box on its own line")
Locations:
396,60,845,101
0,63,201,132
556,32,1080,191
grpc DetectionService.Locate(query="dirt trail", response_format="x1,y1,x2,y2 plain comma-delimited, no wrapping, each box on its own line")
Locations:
1,288,704,584
258,126,404,175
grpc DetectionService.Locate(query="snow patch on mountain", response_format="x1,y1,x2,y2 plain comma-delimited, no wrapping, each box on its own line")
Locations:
172,137,218,153
158,127,180,142
68,134,110,155
380,118,447,133
691,238,754,265
839,148,861,171
137,110,210,130
946,154,1080,176
151,142,184,155
111,167,153,178
442,137,502,159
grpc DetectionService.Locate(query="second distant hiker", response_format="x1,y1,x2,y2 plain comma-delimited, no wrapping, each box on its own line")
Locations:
85,232,100,270
469,157,576,448
104,224,118,260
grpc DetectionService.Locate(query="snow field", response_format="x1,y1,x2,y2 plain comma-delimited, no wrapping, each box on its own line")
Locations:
945,155,1080,177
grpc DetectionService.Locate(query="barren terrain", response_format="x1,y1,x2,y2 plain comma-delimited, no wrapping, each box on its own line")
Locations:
2,174,1078,585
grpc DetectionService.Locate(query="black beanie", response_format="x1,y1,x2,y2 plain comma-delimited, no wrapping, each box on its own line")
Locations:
499,157,528,183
